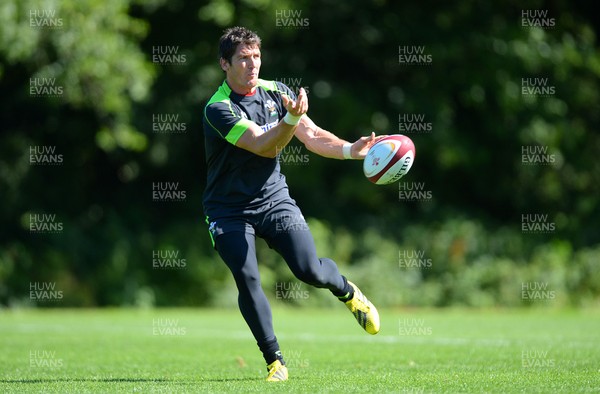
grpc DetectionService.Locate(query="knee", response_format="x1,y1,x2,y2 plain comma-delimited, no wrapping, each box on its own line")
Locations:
293,262,327,288
232,266,262,293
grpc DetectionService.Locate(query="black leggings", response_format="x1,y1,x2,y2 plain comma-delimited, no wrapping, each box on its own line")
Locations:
214,223,346,362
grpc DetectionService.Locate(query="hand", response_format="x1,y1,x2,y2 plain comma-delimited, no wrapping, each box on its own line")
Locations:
282,87,308,117
351,132,388,159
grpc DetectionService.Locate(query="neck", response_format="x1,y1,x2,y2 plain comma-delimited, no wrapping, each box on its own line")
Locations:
226,78,256,95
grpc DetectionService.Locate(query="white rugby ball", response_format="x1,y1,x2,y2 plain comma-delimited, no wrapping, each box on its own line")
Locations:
363,134,415,185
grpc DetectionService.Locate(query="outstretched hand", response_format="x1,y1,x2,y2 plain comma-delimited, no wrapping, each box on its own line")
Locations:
282,87,308,117
351,132,388,159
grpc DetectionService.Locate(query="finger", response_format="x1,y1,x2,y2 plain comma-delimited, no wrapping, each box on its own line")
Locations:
283,94,297,112
298,98,307,114
359,134,381,150
296,88,306,113
360,132,375,141
299,88,308,113
292,92,300,109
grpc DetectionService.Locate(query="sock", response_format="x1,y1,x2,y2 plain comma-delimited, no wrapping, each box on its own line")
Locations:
331,275,354,301
260,337,285,365
273,350,285,366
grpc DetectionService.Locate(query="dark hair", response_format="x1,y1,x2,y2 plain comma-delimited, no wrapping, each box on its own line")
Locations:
218,26,261,64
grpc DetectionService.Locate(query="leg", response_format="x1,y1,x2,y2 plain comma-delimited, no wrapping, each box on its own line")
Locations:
261,202,350,296
215,231,283,365
270,228,348,293
269,227,381,334
260,201,381,334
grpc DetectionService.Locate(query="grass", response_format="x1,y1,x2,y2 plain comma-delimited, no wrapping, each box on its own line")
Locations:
0,307,599,393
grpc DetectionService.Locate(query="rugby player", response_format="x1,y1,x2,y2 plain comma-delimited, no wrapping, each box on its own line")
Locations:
203,26,383,382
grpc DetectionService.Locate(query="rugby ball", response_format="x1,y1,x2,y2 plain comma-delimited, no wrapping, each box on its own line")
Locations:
363,135,415,185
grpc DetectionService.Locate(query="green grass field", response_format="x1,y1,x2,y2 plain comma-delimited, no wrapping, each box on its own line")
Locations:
1,307,599,393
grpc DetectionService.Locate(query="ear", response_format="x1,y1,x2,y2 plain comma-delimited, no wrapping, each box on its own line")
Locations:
219,58,230,72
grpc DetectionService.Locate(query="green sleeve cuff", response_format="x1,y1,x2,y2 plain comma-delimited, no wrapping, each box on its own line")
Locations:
225,118,253,145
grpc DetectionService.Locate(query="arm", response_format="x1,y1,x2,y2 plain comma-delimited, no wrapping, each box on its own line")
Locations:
295,115,385,160
235,88,308,158
234,120,297,158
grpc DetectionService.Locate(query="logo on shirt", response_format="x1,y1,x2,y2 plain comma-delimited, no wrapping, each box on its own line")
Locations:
260,120,278,133
264,99,278,117
208,221,217,236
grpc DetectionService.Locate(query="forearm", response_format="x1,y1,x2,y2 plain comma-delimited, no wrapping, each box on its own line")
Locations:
253,121,298,158
236,92,307,158
303,126,349,159
296,116,352,159
235,119,299,158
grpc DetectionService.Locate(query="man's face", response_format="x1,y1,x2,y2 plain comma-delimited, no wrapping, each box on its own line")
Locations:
222,43,261,92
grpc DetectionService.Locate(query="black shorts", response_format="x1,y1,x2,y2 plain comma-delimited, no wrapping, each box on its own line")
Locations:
205,198,309,249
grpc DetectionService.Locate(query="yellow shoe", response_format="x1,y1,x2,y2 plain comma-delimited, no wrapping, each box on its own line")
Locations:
266,359,288,382
345,281,380,334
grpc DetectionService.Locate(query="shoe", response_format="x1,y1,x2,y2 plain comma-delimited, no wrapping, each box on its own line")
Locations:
266,359,288,382
344,281,380,334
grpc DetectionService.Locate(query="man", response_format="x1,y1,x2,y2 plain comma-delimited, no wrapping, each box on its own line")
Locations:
202,26,383,382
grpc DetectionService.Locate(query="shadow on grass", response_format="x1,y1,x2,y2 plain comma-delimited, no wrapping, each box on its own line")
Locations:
0,378,172,384
0,377,263,384
199,377,263,382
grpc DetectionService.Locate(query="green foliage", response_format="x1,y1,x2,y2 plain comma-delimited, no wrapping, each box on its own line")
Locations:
0,0,155,151
0,0,599,307
247,218,600,309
